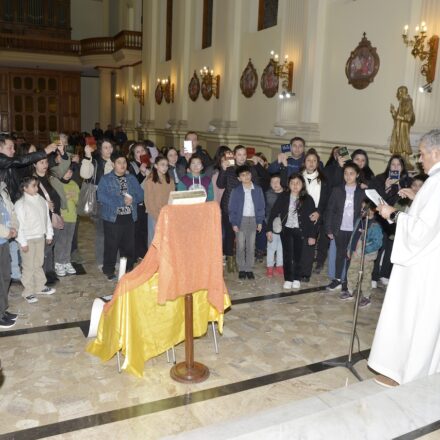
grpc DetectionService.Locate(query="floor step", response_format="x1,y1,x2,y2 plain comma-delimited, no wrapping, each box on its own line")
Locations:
166,373,440,439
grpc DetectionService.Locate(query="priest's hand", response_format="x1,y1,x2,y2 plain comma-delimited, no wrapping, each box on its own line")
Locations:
398,188,416,200
377,203,395,220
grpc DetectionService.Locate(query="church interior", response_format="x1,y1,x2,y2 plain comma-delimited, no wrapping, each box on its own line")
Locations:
1,0,440,439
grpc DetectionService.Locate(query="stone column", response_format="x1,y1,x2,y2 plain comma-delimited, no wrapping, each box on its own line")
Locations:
98,68,112,128
271,0,319,140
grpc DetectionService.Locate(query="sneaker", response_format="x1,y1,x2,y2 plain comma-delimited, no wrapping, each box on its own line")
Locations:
359,296,371,308
326,279,342,291
339,290,353,301
292,280,301,289
107,274,117,281
266,267,274,278
371,280,378,289
54,263,66,277
38,286,56,295
246,272,255,279
4,311,18,321
275,267,284,276
64,263,77,275
380,277,389,286
24,294,38,304
283,281,293,290
0,315,16,329
238,271,246,280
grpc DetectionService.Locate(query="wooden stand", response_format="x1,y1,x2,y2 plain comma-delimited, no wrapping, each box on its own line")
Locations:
170,294,210,383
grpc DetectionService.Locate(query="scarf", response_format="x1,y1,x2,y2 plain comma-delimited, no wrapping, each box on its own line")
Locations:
303,170,321,207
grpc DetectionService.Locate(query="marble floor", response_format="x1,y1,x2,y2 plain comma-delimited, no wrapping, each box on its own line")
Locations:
0,219,438,439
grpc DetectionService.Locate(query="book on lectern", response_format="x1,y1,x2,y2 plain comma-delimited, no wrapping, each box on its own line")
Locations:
168,189,207,205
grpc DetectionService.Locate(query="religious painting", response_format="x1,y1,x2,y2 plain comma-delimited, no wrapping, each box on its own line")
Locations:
260,59,279,98
201,75,213,100
345,33,380,90
164,81,174,104
155,83,163,105
240,59,258,98
188,71,200,101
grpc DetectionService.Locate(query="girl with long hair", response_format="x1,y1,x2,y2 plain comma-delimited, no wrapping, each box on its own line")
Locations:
300,149,329,279
144,156,175,245
267,173,317,290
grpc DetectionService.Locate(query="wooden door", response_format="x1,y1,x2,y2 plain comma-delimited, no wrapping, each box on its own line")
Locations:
11,73,60,145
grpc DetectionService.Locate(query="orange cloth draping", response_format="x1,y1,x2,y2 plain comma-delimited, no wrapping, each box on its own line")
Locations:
107,201,226,313
87,202,230,376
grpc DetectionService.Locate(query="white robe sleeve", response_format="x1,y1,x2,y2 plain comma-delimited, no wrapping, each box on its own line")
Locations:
392,176,440,266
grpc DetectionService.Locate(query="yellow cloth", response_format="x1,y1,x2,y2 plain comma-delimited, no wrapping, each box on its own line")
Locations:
86,273,231,377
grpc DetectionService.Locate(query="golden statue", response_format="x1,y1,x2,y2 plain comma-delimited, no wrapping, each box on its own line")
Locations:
390,86,415,157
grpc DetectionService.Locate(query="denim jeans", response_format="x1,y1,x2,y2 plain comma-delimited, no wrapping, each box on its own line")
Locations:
9,239,21,279
328,239,346,280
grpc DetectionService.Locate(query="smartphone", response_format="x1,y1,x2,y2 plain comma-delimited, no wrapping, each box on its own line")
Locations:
338,146,350,158
246,147,256,158
50,131,60,144
85,136,96,147
389,170,400,181
183,140,193,154
281,144,291,154
140,154,150,166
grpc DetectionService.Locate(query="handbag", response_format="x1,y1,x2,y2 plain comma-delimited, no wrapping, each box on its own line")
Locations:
77,160,98,217
39,182,65,230
272,216,283,234
51,212,65,230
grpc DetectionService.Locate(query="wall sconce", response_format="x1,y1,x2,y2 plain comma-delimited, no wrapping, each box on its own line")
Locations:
269,51,294,99
199,66,220,100
156,77,174,104
131,84,145,105
402,22,439,90
115,93,125,104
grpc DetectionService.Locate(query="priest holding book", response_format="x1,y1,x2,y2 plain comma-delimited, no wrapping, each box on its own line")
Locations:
369,129,440,387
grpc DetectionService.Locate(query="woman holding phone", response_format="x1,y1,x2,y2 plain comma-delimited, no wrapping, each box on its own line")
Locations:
370,155,412,287
128,142,150,260
80,138,114,269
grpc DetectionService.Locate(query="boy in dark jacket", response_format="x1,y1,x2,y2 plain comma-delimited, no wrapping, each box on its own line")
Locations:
228,165,265,280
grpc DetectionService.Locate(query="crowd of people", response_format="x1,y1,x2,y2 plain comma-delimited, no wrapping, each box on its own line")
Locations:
0,128,427,329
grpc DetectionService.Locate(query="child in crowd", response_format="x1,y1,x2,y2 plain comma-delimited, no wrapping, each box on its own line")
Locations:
0,182,19,328
265,174,284,277
15,176,55,304
97,153,144,281
228,165,265,280
54,168,80,276
177,154,214,201
145,156,175,246
267,174,317,290
325,163,365,292
340,205,383,307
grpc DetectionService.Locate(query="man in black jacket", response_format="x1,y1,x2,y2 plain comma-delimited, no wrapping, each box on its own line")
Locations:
216,145,262,272
0,135,57,203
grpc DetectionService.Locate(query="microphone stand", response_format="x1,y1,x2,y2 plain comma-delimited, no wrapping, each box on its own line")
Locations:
323,209,370,381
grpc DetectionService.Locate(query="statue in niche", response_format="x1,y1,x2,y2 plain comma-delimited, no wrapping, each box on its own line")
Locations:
390,86,415,158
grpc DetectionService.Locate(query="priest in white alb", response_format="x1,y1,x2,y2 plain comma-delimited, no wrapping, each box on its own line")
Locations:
369,129,440,387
